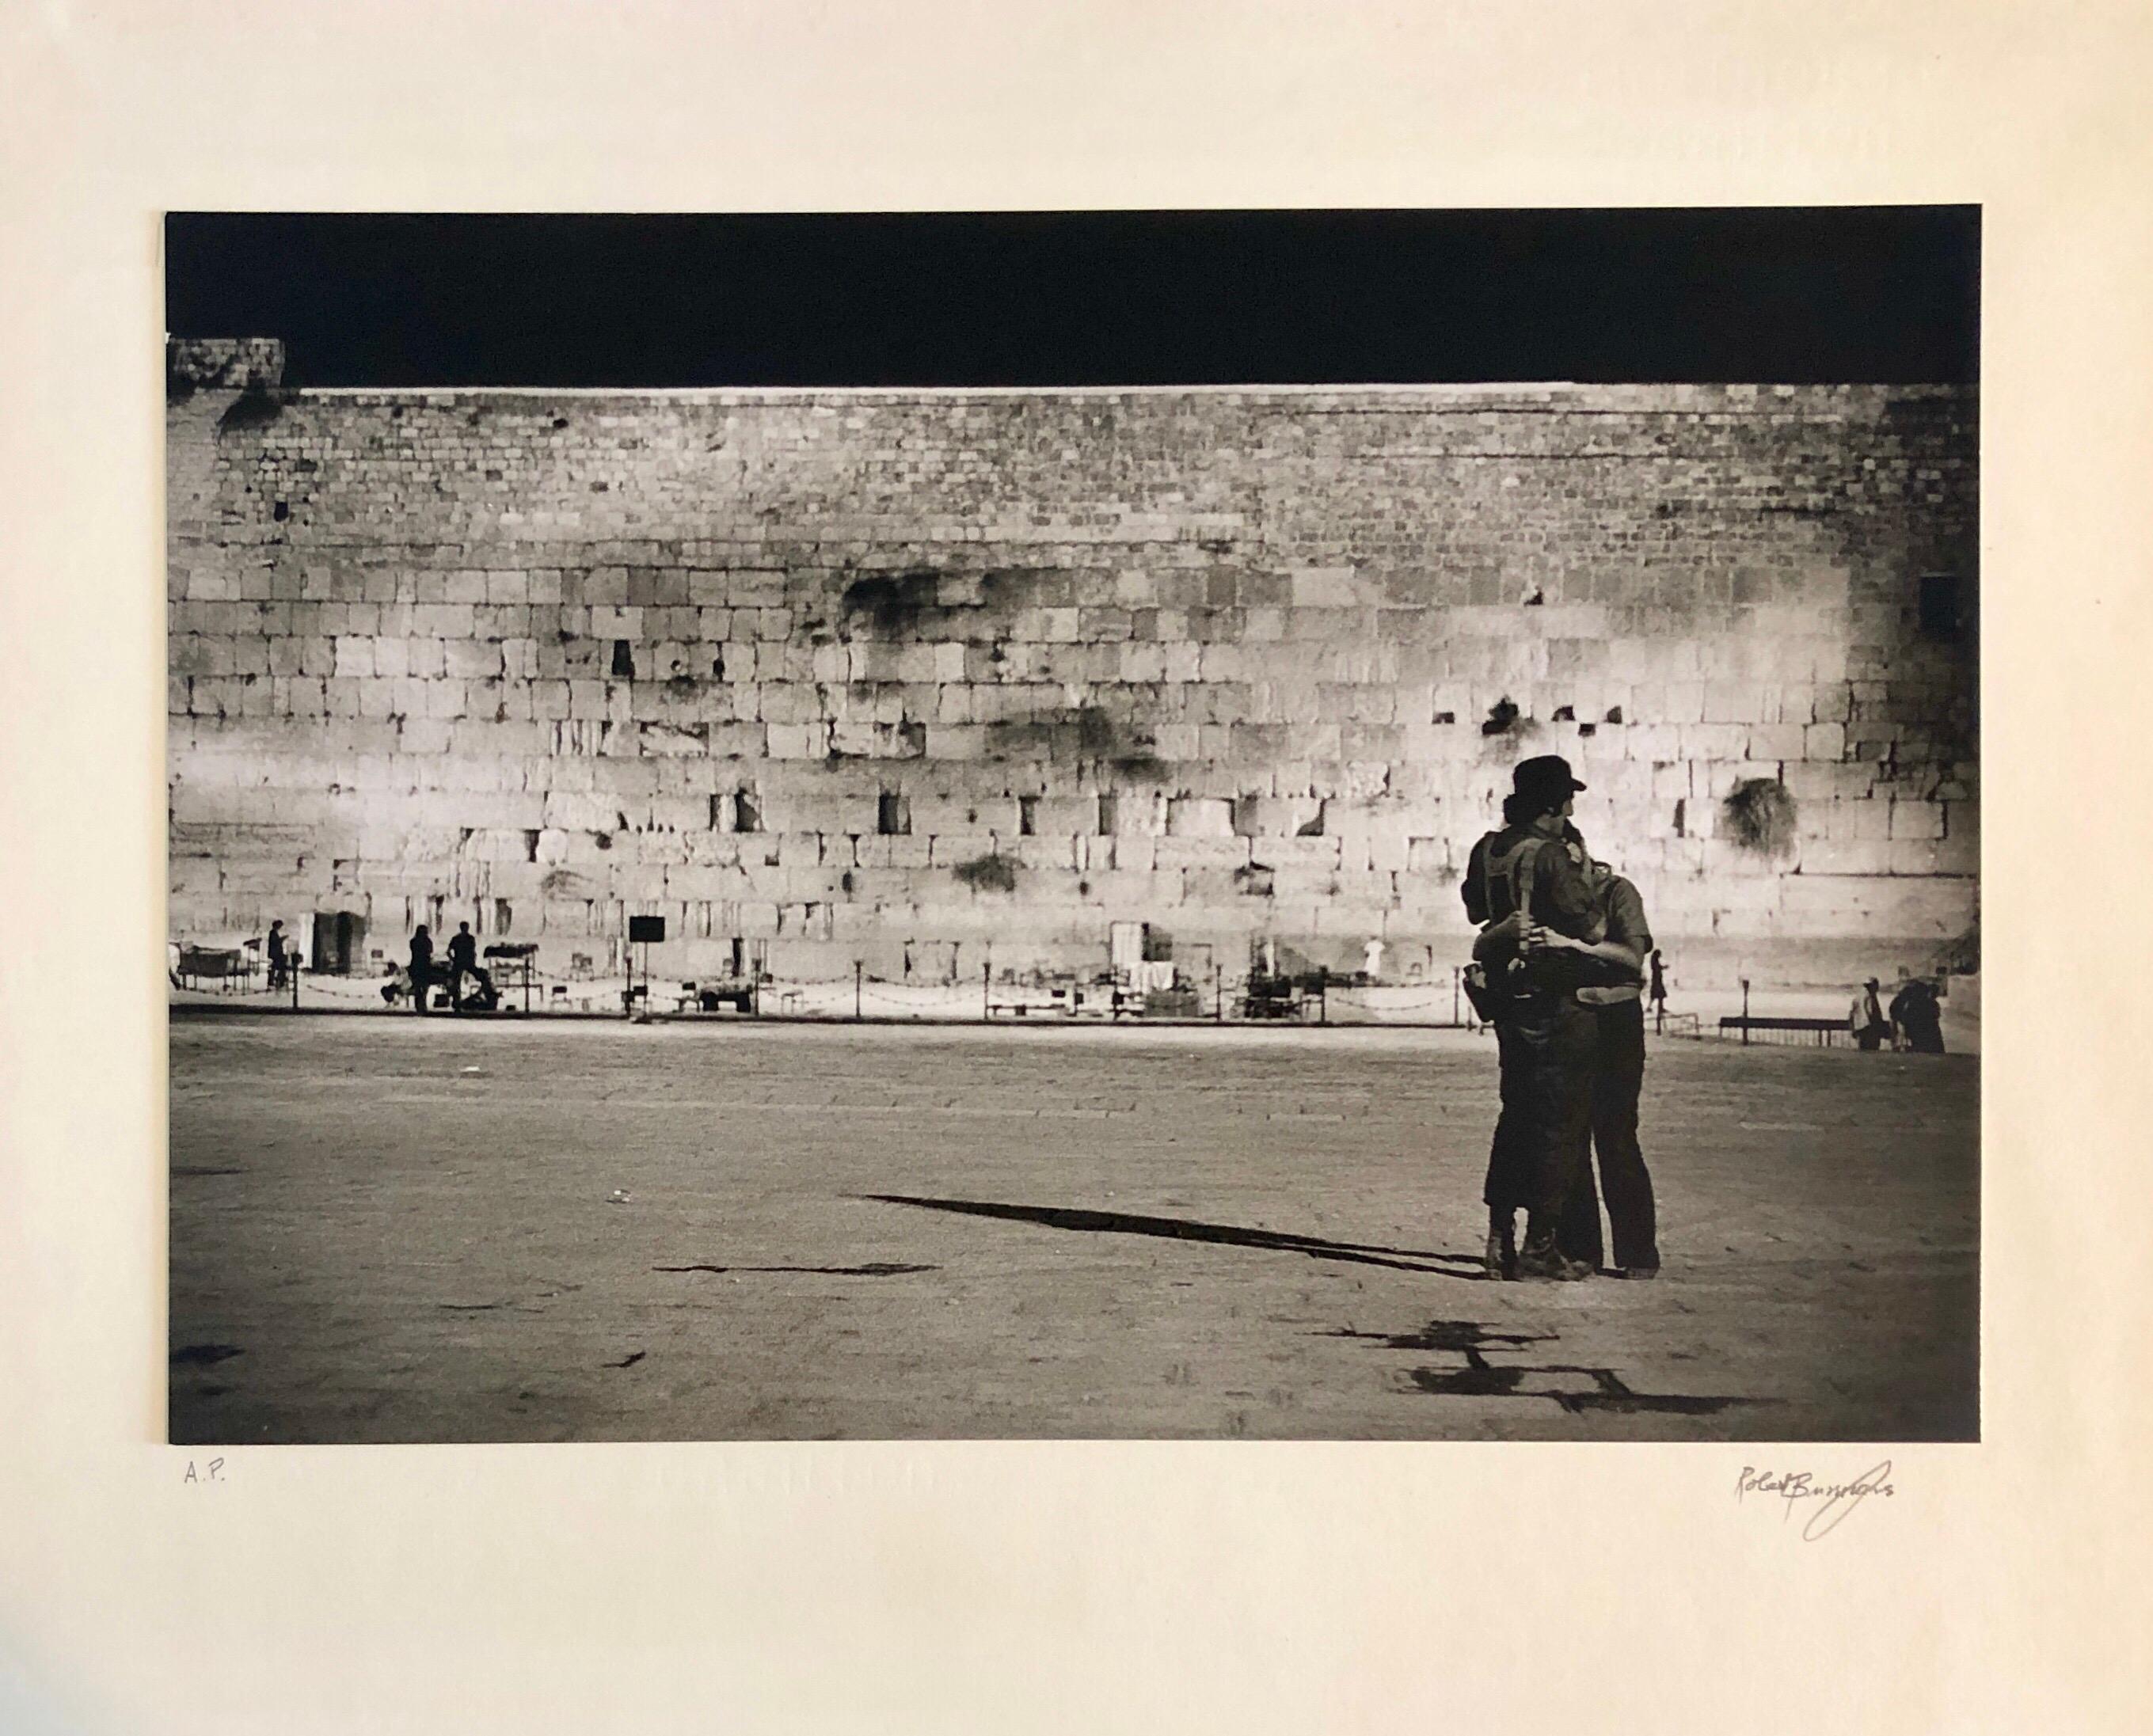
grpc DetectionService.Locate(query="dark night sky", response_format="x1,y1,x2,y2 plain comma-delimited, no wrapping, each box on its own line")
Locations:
165,208,1978,389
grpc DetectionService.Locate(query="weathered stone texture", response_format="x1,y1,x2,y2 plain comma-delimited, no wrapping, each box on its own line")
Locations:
169,351,1977,978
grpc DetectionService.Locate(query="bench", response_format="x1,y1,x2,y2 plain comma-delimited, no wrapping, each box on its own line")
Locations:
1718,1015,1850,1047
176,944,259,992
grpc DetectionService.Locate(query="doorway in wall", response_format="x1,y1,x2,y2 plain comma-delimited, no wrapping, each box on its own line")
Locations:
310,910,367,974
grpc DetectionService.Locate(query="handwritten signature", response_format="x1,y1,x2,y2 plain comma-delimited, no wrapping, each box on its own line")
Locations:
1736,1461,1894,1540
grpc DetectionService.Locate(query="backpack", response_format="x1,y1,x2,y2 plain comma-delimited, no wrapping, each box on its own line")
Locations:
1462,834,1550,1019
1463,828,1605,1016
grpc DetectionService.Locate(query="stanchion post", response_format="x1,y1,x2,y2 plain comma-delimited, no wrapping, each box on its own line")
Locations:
1215,961,1223,1023
1318,966,1328,1026
1741,977,1751,1046
983,960,991,1021
854,960,863,1022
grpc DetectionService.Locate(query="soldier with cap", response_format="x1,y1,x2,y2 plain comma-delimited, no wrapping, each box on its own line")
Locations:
1463,754,1606,1281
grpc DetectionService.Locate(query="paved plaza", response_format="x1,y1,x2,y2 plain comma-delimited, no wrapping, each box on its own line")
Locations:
169,1016,1977,1443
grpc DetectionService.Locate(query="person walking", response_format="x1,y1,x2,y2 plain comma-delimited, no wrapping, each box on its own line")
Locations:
408,925,435,1015
1647,948,1668,1033
1555,858,1662,1279
1464,755,1603,1282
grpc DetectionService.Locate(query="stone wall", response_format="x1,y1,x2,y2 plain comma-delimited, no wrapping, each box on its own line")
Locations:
167,340,1977,982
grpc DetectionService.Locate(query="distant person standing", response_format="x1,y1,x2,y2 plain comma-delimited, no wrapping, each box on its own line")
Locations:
266,919,290,990
447,921,477,1005
1851,978,1892,1051
408,925,435,1015
1647,948,1668,1033
1891,976,1946,1054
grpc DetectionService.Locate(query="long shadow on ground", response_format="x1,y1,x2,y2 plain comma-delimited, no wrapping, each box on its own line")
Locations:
862,1194,1486,1279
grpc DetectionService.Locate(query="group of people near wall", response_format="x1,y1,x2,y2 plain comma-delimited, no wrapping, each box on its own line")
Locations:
390,922,498,1013
1850,974,1948,1053
1463,755,1662,1283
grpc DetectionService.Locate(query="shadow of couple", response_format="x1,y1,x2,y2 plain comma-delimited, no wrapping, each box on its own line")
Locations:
862,1193,1488,1281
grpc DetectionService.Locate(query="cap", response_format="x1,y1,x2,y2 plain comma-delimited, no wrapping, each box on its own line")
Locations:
1511,754,1587,810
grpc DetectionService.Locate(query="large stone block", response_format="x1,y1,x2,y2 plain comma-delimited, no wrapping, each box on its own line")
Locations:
1889,799,1946,841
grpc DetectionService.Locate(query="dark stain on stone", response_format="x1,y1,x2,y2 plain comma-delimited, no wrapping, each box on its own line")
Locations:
1722,776,1799,856
841,571,945,636
171,1343,244,1366
1482,696,1520,735
986,703,1161,776
953,853,1019,893
607,1350,647,1369
171,1166,247,1178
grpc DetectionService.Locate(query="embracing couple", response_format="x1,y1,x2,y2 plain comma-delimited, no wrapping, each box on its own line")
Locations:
1462,755,1662,1283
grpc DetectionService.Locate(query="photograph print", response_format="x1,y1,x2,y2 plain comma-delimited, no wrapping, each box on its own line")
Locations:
165,208,1979,1443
